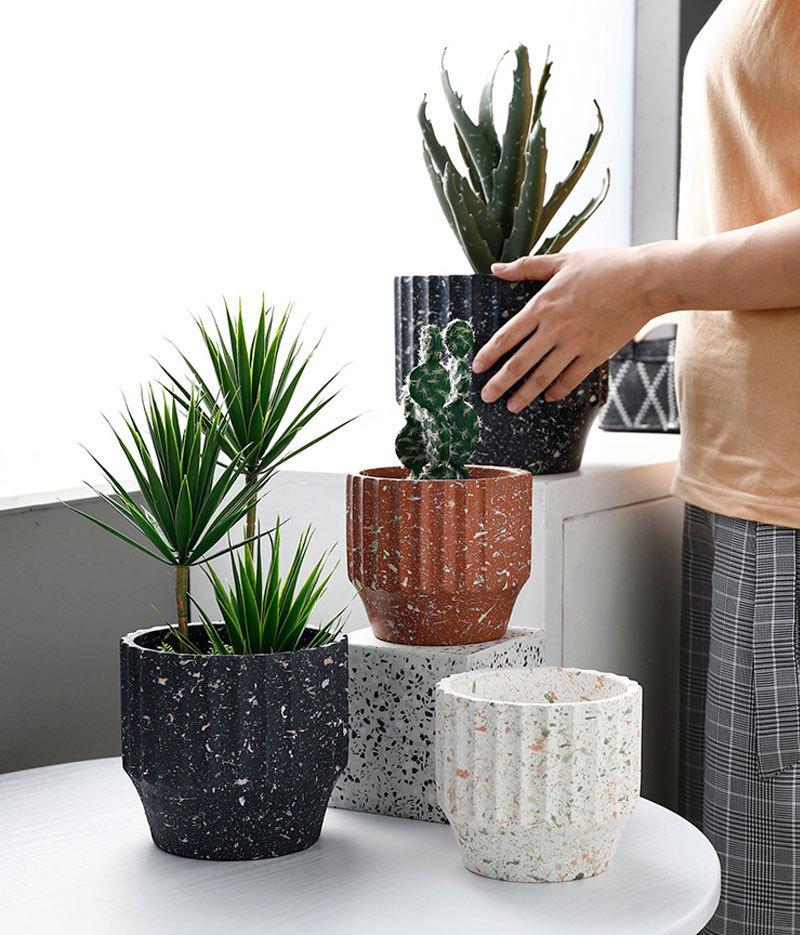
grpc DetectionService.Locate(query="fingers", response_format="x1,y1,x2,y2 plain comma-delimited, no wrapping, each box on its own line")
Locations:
507,348,578,413
473,296,541,374
480,328,554,403
544,357,595,402
491,255,561,282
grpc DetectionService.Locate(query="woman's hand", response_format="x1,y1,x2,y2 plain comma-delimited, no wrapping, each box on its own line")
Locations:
472,246,660,412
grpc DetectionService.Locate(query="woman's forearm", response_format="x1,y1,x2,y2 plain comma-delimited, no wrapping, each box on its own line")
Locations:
644,208,800,314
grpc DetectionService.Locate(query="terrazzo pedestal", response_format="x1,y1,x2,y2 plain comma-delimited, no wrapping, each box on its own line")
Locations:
330,626,543,823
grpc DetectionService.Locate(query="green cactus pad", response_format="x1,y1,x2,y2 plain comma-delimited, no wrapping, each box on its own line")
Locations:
444,319,474,359
409,360,450,412
395,321,481,480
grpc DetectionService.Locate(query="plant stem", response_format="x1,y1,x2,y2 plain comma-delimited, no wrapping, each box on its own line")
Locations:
245,469,258,551
175,564,190,636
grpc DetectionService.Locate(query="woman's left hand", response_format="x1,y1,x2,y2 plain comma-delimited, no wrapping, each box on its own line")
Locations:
472,246,661,412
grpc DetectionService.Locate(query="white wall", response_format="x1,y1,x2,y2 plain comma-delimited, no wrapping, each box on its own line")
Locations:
0,0,635,497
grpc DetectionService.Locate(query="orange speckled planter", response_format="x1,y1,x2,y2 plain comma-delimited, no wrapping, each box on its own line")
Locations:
346,466,532,646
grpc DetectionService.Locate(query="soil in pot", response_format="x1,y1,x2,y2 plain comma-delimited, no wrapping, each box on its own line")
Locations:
347,465,532,646
120,624,348,860
395,274,608,474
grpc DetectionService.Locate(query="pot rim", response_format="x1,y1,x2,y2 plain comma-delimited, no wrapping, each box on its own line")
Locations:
121,623,348,659
437,665,641,710
352,465,531,483
395,273,545,285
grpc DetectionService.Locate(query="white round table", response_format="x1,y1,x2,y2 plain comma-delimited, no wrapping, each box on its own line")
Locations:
0,758,719,935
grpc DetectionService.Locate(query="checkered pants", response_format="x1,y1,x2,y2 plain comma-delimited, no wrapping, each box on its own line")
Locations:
680,504,800,934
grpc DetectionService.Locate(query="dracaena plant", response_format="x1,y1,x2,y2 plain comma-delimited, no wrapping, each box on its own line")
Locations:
396,320,480,479
172,522,346,655
71,389,268,635
159,299,353,544
419,45,610,272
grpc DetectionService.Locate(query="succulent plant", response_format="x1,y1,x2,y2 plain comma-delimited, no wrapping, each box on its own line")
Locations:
419,45,610,273
396,320,480,480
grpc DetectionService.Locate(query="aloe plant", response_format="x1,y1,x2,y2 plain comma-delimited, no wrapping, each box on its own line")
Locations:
71,389,268,635
160,299,354,545
396,320,480,479
172,522,346,655
419,46,610,272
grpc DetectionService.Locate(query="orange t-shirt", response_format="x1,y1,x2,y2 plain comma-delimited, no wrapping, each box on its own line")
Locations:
673,0,800,528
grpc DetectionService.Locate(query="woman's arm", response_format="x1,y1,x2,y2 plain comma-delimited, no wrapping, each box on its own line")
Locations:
473,208,800,412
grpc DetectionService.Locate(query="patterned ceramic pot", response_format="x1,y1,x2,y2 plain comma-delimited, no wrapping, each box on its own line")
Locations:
347,466,532,646
435,666,642,882
120,624,348,860
395,275,608,475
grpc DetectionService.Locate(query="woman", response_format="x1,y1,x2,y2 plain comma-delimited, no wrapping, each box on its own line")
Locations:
473,3,800,933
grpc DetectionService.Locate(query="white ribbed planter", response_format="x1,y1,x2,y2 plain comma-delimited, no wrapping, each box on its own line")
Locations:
435,667,642,883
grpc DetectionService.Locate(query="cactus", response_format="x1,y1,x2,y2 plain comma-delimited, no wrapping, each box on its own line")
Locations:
419,46,610,273
396,320,480,480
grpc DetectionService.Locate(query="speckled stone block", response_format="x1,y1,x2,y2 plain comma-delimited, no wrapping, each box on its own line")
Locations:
330,626,542,822
120,625,348,860
436,667,642,882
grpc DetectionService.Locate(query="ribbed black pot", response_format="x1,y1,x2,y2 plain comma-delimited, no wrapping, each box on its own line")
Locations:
395,274,608,474
120,625,348,860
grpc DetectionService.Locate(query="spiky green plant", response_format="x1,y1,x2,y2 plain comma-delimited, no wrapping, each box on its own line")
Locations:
70,389,268,635
170,522,346,655
160,298,354,544
419,45,610,272
396,320,480,479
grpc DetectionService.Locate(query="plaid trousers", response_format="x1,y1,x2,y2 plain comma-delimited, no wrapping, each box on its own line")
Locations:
680,504,800,935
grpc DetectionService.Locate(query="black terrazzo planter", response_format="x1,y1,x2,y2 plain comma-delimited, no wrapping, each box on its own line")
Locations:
120,624,348,860
395,274,609,474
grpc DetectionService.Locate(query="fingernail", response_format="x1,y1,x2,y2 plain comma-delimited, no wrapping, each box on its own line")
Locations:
491,262,507,272
507,400,521,413
481,388,496,403
472,358,485,373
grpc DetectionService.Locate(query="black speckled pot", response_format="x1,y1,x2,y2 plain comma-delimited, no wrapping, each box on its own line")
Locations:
120,625,348,860
395,274,608,474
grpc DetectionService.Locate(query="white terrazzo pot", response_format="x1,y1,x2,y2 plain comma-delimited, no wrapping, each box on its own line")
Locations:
435,666,642,883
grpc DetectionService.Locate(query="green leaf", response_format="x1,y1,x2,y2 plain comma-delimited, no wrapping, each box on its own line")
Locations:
489,45,533,237
537,168,610,255
422,143,460,243
440,49,496,201
183,521,345,655
535,101,605,245
478,58,501,162
532,48,552,125
174,476,193,556
163,301,353,487
442,166,496,273
501,120,547,262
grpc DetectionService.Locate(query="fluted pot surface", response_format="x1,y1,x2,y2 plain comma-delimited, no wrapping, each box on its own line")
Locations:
436,666,642,882
395,274,608,474
120,624,348,860
347,466,532,646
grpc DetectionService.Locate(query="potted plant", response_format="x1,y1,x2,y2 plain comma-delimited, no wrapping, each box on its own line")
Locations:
436,666,642,882
396,46,610,474
121,524,348,860
348,320,531,646
72,301,351,859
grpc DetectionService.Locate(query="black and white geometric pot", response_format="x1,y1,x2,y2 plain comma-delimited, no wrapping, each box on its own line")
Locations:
395,274,608,475
120,624,348,860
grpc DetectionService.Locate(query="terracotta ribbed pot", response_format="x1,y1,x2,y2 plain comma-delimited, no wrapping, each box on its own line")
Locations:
346,466,532,646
